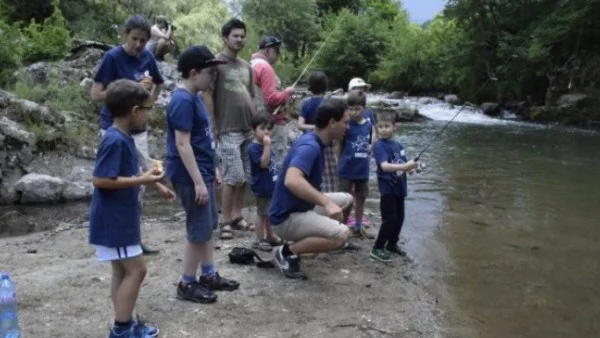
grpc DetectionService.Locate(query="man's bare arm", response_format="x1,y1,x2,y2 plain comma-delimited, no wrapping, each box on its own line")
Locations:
284,167,330,207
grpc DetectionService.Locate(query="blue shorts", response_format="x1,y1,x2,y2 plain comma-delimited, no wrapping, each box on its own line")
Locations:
173,181,218,243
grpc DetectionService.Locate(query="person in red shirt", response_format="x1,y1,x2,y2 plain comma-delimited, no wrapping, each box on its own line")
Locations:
250,36,295,169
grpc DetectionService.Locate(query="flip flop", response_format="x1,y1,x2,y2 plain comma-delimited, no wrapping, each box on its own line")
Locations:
231,216,253,231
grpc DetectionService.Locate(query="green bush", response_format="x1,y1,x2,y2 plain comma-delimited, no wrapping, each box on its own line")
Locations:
22,1,71,63
0,19,24,82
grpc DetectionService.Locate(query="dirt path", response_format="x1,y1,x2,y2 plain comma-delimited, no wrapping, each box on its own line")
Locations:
1,208,439,338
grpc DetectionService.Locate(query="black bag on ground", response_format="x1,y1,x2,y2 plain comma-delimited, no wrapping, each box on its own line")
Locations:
228,247,275,268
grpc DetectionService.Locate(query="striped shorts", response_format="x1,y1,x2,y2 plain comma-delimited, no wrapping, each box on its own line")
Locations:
95,244,143,262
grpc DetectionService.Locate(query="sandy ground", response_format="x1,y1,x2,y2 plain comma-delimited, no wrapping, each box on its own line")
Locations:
1,207,440,338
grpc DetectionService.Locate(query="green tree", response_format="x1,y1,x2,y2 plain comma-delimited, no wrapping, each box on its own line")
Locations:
242,0,320,65
22,0,71,63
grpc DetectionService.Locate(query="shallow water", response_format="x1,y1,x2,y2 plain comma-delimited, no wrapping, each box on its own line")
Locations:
391,120,600,338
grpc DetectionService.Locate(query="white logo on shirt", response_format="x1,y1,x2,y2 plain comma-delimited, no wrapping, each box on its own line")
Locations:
351,135,370,158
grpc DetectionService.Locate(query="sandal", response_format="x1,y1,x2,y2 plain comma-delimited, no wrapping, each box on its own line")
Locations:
219,222,234,240
252,239,273,252
266,236,283,246
231,216,253,231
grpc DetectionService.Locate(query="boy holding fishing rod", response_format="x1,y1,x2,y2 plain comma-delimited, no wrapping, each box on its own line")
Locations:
370,111,418,262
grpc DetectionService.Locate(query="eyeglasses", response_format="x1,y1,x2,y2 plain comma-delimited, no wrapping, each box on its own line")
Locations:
139,105,153,110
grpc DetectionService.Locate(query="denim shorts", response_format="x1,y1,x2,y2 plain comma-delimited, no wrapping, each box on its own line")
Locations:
173,181,218,243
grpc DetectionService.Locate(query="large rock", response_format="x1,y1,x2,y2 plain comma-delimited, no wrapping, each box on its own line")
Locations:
14,173,66,204
0,116,36,146
557,93,587,107
480,102,502,117
0,90,65,126
444,94,461,105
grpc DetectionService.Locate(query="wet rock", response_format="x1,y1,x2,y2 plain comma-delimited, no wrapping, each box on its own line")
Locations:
386,91,406,99
444,94,461,105
0,167,24,204
418,97,435,105
480,102,502,117
14,173,66,204
557,93,587,107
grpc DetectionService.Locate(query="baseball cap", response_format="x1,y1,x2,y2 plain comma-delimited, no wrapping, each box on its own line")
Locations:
177,45,226,74
259,36,282,49
348,77,371,91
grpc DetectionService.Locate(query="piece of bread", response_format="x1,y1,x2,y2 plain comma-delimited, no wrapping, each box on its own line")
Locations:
152,160,163,174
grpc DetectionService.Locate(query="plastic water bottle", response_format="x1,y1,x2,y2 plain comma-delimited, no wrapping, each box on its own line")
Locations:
0,273,20,338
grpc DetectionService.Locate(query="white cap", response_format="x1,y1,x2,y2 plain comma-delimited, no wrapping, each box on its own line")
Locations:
348,77,371,91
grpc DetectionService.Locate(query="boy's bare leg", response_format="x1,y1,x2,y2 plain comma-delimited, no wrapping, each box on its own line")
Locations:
199,242,213,266
254,213,265,240
264,217,273,239
111,262,126,308
183,242,204,277
114,257,147,322
354,196,366,228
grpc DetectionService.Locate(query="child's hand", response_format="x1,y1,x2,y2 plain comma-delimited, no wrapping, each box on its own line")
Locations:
194,182,209,205
141,168,164,184
263,135,271,146
406,160,418,171
157,184,176,201
140,76,153,92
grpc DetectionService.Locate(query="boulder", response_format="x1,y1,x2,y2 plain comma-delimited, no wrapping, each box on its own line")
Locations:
0,116,36,146
444,94,461,105
480,102,502,117
14,173,66,204
557,93,587,107
386,91,406,99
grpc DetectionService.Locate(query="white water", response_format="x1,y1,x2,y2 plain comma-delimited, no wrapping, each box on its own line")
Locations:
367,94,527,126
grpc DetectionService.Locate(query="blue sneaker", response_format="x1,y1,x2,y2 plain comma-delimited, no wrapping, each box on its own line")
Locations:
108,326,134,338
133,316,159,337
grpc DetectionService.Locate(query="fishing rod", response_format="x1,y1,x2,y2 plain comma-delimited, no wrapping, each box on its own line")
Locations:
272,16,343,115
413,35,540,162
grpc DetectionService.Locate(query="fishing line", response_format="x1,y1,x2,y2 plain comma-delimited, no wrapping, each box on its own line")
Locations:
272,15,344,115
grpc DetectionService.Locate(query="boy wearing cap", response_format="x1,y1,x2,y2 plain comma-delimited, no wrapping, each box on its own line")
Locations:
167,45,240,304
251,35,295,169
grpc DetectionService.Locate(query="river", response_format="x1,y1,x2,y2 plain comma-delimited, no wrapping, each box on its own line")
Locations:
2,96,599,337
373,96,600,337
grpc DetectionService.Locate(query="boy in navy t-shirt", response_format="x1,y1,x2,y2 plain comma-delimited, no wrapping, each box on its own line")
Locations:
89,79,174,338
298,71,328,133
248,114,283,252
166,45,240,304
338,90,376,239
370,112,418,263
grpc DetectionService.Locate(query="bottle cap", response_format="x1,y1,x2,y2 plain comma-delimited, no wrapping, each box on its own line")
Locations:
1,273,9,279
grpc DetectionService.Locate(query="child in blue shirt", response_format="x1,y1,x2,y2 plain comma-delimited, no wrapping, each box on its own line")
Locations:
338,90,376,239
89,79,174,338
370,111,418,263
166,45,240,304
297,71,328,133
248,114,283,252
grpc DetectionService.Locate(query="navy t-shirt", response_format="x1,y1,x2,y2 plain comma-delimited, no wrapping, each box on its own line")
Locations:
373,138,408,197
248,142,278,198
364,108,376,125
89,127,141,247
94,46,164,130
165,88,216,184
299,96,325,133
338,118,373,180
268,133,325,225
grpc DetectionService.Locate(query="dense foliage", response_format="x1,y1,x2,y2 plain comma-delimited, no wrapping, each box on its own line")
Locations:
1,0,599,122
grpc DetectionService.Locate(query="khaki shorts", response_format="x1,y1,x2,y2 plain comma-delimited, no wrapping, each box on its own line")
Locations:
256,197,271,217
273,192,353,242
339,179,369,199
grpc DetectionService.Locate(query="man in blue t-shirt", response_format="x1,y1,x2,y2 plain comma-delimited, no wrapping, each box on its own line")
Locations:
166,45,240,304
268,98,356,279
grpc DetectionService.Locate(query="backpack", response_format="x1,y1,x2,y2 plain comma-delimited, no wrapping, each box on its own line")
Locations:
228,247,275,268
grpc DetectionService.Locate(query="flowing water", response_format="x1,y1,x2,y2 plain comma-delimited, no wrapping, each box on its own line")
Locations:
367,96,600,338
2,96,599,337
